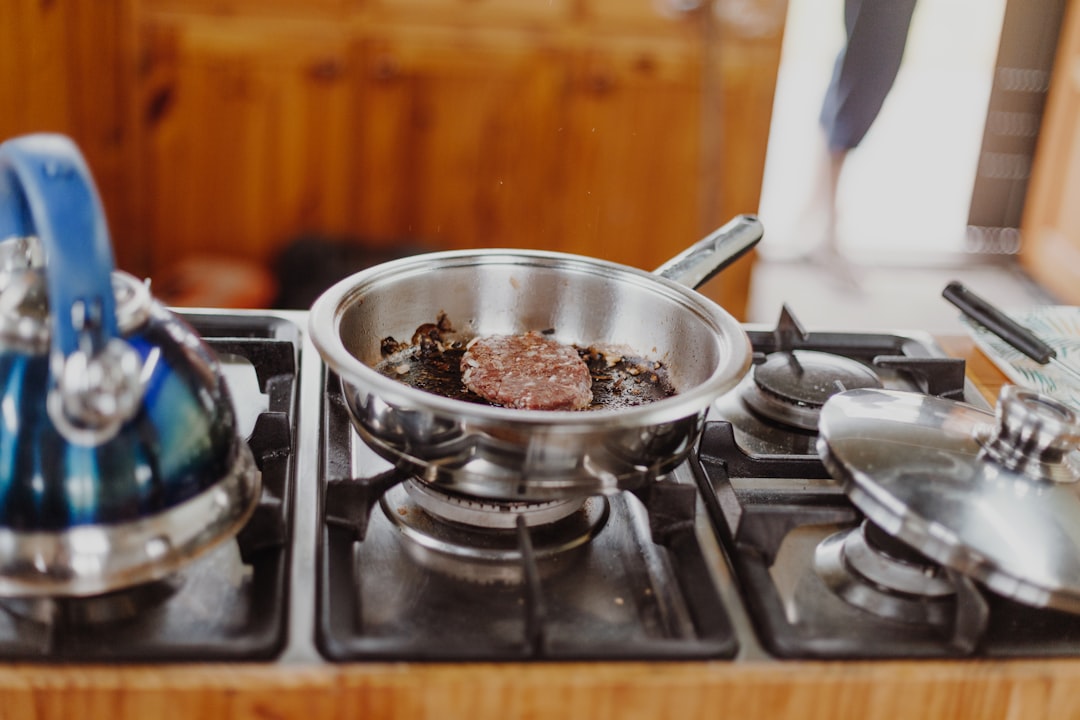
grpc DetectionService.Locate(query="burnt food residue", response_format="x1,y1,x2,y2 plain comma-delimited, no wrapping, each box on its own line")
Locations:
375,313,676,410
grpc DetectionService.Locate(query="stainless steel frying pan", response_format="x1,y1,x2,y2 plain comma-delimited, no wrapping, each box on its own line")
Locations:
309,214,762,500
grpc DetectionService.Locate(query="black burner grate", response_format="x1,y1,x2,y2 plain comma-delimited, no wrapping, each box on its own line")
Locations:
697,309,1080,659
315,370,737,662
694,444,1080,659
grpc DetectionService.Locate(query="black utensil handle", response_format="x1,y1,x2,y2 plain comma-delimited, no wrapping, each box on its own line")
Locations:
943,281,1055,364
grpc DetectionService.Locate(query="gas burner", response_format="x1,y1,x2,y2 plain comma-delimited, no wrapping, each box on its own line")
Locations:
0,314,298,662
0,577,182,627
814,520,956,626
379,481,608,584
403,480,586,529
0,529,254,629
709,305,968,457
740,350,884,431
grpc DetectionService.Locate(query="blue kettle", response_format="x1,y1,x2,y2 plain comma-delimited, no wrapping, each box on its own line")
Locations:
0,134,260,598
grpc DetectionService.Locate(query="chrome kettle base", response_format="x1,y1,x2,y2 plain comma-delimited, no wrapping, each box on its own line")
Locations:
0,574,182,626
0,442,260,599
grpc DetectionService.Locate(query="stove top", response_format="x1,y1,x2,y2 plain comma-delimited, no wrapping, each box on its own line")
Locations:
2,306,1077,664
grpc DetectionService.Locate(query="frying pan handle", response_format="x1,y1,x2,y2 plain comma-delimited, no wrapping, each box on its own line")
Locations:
653,214,764,290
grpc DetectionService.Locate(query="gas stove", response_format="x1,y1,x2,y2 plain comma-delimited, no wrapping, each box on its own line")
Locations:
1,305,1077,664
697,307,1080,659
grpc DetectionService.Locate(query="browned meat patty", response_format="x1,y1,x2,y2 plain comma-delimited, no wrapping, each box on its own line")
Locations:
460,332,593,410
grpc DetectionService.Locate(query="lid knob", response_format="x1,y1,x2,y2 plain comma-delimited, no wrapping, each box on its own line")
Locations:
0,235,43,272
979,385,1080,484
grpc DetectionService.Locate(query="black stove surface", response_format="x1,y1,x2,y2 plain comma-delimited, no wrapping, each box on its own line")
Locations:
694,441,1080,659
6,306,1080,665
695,309,1080,660
0,314,299,662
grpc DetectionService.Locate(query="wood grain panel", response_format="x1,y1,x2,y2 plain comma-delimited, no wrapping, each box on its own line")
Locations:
352,27,568,252
0,0,139,272
1,660,1080,720
138,16,355,271
138,0,348,17
581,0,704,29
0,1,72,132
1020,0,1080,302
559,34,705,267
363,0,571,26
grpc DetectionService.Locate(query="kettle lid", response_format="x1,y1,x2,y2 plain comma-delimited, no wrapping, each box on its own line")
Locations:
0,236,151,352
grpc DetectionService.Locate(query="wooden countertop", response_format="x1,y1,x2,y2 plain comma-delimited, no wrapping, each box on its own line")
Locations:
3,659,1080,720
934,334,1011,404
5,337,1072,720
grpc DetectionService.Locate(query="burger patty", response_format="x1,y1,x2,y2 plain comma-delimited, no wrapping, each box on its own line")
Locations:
460,332,593,410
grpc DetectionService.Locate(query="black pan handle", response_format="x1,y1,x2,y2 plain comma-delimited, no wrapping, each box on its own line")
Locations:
942,280,1054,364
653,214,764,290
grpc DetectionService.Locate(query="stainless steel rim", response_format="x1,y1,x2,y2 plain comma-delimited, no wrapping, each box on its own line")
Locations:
308,248,751,429
0,269,153,353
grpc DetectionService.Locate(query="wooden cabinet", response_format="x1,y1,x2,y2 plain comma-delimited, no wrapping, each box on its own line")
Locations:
1020,0,1080,302
2,0,788,318
0,0,138,258
364,0,570,25
137,16,356,271
559,34,706,268
350,27,569,252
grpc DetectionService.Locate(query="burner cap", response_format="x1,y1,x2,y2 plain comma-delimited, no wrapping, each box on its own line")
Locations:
742,350,883,430
819,386,1080,614
381,483,608,584
815,520,956,625
403,479,585,529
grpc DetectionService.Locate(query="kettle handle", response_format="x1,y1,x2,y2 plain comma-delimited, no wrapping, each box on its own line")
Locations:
0,134,142,443
0,133,119,357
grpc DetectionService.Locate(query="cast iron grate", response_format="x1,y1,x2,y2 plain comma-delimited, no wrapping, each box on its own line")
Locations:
696,311,1080,659
316,369,737,662
694,439,1080,659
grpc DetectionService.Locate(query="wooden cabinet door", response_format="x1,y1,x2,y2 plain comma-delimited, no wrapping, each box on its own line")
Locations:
350,27,569,251
558,34,706,268
1,0,138,271
353,28,709,267
137,17,355,272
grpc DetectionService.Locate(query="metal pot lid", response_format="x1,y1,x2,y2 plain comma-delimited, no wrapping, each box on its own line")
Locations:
817,385,1080,613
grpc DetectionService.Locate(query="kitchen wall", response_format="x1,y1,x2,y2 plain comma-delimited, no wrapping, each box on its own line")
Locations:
0,0,790,319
